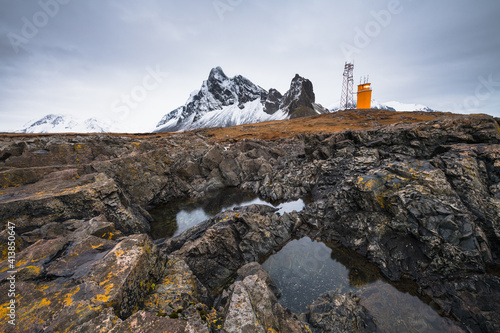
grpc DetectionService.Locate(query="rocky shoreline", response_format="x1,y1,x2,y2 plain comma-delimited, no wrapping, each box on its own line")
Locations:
1,113,500,332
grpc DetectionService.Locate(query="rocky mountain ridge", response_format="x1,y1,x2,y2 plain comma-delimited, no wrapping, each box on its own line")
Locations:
154,67,327,132
1,112,500,332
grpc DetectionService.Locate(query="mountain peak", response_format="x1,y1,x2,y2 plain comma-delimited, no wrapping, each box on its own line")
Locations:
208,66,228,81
17,114,114,133
279,74,318,118
154,69,327,133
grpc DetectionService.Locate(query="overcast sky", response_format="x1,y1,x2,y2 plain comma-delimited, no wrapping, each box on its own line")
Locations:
1,0,499,132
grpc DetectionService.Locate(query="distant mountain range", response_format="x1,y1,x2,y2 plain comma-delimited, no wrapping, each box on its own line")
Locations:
12,67,437,134
16,114,115,134
371,100,435,112
329,100,435,112
154,67,328,133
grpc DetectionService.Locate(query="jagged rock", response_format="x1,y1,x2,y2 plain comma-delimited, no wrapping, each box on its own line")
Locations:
1,114,500,332
222,274,310,333
45,235,116,278
423,275,500,333
223,281,265,333
166,205,300,296
109,310,187,333
0,236,69,281
0,234,164,332
84,234,165,319
264,88,283,114
72,307,122,333
306,292,377,333
90,148,175,206
280,74,317,119
237,262,281,298
0,173,150,236
144,255,210,326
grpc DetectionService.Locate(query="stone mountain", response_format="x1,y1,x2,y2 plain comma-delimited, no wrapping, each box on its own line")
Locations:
154,67,328,132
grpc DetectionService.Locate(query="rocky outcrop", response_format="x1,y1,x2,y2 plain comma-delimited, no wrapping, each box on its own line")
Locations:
109,310,188,333
306,292,377,333
163,205,301,296
0,224,164,332
280,74,326,119
154,67,327,133
264,88,284,115
0,172,149,238
144,255,211,331
218,272,310,333
237,262,282,298
1,113,500,332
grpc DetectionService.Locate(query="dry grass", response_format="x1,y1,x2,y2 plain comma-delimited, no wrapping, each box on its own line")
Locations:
0,109,464,143
205,109,462,142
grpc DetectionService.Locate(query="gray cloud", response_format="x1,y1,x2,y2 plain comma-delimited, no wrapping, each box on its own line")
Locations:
1,0,499,132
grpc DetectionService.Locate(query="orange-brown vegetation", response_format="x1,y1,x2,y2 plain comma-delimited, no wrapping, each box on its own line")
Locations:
205,109,463,142
0,109,467,143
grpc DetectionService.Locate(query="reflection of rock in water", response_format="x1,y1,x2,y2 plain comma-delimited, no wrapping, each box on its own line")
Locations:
148,203,180,238
263,237,464,332
324,242,380,287
359,281,464,333
263,237,353,314
349,268,372,287
149,187,308,239
148,187,259,239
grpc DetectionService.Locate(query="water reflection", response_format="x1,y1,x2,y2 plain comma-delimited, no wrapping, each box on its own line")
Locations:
149,187,308,239
262,237,463,333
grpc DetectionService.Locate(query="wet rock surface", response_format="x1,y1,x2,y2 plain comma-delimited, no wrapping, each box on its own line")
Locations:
217,273,310,333
306,292,377,333
0,114,499,332
163,205,300,296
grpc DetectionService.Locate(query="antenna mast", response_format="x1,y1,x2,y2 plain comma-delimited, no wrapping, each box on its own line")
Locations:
340,62,354,110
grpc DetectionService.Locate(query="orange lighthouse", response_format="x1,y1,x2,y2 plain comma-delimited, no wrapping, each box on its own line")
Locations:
357,81,372,109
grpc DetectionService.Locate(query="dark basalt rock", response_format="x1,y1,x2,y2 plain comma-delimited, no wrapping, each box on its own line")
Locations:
0,231,165,332
1,114,500,332
155,67,326,133
237,262,282,298
219,273,310,332
164,205,299,296
306,292,377,333
264,88,284,115
280,74,317,118
109,310,187,333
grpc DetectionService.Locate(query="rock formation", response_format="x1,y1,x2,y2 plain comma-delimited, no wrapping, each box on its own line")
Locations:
154,67,327,132
1,112,500,332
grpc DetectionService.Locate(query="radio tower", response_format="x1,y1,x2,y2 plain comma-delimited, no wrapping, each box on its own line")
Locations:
340,62,354,110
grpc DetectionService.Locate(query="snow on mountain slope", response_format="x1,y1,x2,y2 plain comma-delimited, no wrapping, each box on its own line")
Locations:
381,101,435,112
154,67,326,133
17,114,116,133
193,99,287,129
330,100,435,112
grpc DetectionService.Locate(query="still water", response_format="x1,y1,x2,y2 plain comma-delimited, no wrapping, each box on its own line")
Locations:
149,187,308,239
262,237,463,333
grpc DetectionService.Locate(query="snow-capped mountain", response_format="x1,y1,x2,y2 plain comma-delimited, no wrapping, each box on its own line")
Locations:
154,67,327,132
17,114,115,133
330,100,436,112
374,101,435,112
